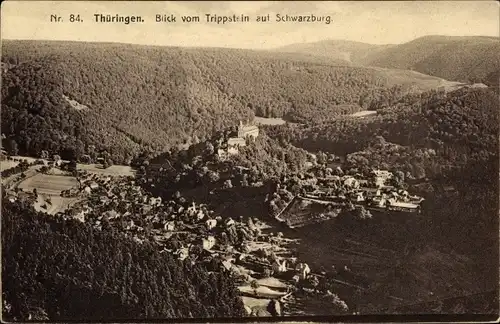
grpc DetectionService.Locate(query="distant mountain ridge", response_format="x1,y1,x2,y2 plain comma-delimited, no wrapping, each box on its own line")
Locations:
274,35,500,85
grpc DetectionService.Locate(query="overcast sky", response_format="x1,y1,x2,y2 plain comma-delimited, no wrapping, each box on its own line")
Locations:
2,1,499,49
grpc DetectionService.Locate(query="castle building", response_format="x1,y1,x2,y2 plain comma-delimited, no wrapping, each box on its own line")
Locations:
222,120,260,156
237,120,259,139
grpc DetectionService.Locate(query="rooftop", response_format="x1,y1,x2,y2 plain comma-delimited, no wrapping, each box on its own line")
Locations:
390,201,419,209
227,137,246,146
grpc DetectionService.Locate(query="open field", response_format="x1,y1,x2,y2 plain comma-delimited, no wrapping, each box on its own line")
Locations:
78,164,136,177
254,117,288,126
34,194,79,215
0,160,20,171
18,174,78,195
368,66,465,91
350,110,377,118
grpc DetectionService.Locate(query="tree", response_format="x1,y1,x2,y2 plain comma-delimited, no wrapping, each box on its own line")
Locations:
250,280,260,295
7,139,19,156
40,150,49,159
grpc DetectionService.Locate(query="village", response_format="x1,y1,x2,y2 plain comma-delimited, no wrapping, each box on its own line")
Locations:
1,152,349,317
266,161,426,229
0,120,425,317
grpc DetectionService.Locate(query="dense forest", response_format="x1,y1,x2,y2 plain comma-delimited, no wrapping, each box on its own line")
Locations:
276,36,500,85
2,199,245,321
2,40,453,164
266,87,498,178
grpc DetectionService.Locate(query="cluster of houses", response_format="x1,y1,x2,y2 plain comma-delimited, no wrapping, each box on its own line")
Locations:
69,171,318,299
285,168,424,214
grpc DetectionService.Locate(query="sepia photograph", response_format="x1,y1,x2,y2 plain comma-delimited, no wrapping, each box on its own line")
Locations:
1,0,499,322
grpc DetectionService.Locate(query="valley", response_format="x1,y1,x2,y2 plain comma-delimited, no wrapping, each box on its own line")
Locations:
1,31,498,322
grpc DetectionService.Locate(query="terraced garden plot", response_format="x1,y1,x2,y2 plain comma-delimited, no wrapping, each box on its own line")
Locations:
280,197,342,228
18,174,78,195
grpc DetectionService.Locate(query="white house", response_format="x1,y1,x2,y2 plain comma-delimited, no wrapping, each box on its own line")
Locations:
295,263,311,279
272,259,287,273
343,177,359,189
227,137,246,155
196,210,205,221
164,221,175,231
206,219,217,230
202,236,216,250
175,247,189,261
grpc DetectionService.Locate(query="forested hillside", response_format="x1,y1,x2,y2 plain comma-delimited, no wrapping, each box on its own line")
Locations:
267,87,498,177
364,36,500,85
136,128,311,200
2,199,245,321
2,40,454,164
274,39,391,64
276,36,500,85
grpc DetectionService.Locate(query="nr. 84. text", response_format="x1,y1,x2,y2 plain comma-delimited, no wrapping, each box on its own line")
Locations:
50,14,83,22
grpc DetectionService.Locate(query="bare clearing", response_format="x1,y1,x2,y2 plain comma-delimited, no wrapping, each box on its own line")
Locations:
63,94,90,111
18,174,78,195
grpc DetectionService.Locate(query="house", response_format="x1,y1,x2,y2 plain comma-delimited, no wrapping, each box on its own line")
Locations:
343,177,359,189
217,148,229,160
227,137,246,155
196,210,205,221
90,182,99,190
206,219,217,230
222,260,233,272
373,169,393,187
272,259,287,273
187,202,197,216
70,208,86,223
364,188,381,198
387,200,421,213
350,191,365,202
164,221,175,231
295,263,311,279
371,196,387,208
202,236,216,250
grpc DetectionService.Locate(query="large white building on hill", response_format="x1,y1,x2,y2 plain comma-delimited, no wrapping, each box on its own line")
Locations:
237,120,259,139
219,120,260,157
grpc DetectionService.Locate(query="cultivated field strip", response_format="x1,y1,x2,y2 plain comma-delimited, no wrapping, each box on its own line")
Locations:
18,174,78,195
